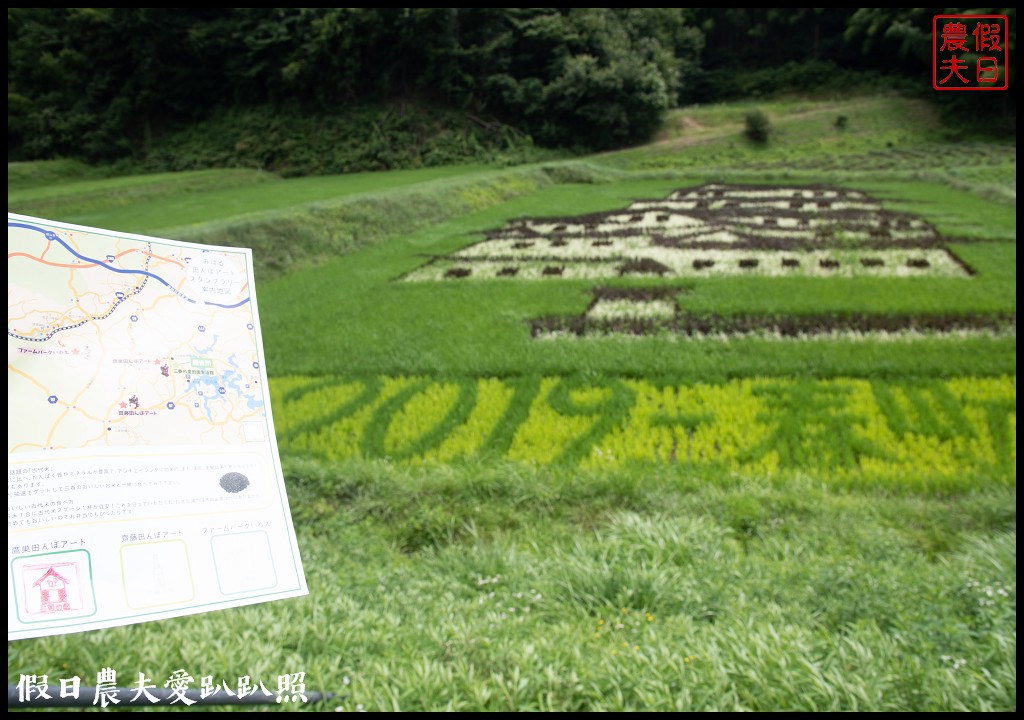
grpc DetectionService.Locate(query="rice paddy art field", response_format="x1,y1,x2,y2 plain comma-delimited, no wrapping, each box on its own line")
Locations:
8,96,1016,711
406,184,961,283
272,374,1015,487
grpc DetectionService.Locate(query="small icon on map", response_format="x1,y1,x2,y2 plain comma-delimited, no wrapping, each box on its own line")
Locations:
160,364,170,377
128,395,139,409
48,395,58,404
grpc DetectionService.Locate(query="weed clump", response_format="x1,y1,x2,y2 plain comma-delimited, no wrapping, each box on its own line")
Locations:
745,110,772,144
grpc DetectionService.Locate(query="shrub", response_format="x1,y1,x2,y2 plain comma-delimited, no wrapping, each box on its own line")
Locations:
744,110,772,144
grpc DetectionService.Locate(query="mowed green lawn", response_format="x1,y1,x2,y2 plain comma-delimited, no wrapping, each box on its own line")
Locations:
7,95,1016,711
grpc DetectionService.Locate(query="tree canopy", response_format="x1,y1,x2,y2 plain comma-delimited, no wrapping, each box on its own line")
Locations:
8,8,1014,166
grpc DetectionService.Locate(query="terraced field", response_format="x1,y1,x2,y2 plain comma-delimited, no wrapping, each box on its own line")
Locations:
8,95,1016,711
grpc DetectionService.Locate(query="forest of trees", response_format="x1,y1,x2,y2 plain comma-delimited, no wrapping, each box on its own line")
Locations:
8,8,1016,168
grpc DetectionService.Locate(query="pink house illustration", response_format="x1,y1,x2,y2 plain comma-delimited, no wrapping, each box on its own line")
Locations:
32,567,70,605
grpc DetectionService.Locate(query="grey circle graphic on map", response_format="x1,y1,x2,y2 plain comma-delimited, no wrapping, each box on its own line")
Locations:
219,472,250,493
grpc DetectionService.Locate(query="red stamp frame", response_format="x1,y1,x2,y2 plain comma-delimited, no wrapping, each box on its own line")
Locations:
933,14,1009,91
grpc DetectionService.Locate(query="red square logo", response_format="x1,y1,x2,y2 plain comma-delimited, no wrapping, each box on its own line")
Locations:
933,15,1009,90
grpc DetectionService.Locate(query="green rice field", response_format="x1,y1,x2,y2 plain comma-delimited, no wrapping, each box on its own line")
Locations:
8,95,1016,711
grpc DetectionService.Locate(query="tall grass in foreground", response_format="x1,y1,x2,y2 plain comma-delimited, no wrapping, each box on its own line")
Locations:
10,461,1016,711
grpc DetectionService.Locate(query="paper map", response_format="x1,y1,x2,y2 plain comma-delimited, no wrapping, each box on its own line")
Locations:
8,214,307,640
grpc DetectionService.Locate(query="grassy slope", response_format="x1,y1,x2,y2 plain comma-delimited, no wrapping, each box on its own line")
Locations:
7,94,1016,711
608,98,1014,176
8,163,495,236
